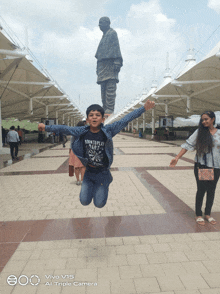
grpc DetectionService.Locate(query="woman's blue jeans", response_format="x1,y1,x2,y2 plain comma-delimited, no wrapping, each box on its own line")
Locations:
79,167,113,208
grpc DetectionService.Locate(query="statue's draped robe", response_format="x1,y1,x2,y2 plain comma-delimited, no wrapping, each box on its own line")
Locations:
95,28,123,84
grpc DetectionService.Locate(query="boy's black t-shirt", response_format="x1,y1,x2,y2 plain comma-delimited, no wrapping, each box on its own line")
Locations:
83,130,109,167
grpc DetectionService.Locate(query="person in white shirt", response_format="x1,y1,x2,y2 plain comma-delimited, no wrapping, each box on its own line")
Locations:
170,111,220,226
7,126,20,160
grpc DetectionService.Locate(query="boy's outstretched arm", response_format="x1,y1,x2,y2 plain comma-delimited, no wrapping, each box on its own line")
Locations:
38,123,84,136
107,99,155,137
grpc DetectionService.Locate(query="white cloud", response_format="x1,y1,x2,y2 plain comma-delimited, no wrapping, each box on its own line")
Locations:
114,0,185,109
36,27,101,65
208,0,220,13
0,0,186,114
0,0,108,33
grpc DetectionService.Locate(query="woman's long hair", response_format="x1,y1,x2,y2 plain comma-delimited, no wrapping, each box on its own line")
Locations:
195,111,215,156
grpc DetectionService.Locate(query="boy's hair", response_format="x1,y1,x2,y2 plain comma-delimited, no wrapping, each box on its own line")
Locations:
10,126,15,130
86,104,105,117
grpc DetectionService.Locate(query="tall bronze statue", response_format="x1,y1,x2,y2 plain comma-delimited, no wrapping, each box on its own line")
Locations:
95,17,123,114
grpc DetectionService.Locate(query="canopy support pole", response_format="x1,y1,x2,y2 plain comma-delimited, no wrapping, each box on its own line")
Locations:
56,111,58,125
165,104,168,116
46,105,48,119
29,98,33,115
187,97,191,113
136,118,139,131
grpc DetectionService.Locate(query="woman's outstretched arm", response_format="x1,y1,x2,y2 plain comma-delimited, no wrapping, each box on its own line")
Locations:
169,148,188,167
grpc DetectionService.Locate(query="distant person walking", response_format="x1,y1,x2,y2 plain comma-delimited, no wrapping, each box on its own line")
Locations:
59,131,67,148
17,126,23,145
170,111,220,226
7,126,20,160
69,121,86,185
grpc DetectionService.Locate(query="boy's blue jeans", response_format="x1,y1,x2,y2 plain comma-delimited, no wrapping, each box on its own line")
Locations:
80,166,113,208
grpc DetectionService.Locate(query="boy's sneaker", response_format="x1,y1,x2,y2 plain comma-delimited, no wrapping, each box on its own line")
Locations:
76,181,80,185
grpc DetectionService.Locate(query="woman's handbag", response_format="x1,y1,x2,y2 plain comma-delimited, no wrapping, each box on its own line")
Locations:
198,168,214,181
197,152,214,181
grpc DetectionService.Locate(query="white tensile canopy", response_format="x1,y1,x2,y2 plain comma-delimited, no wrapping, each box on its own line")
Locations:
106,42,220,132
0,31,84,151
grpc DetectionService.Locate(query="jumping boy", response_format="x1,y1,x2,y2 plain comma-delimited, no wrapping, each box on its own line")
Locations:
38,99,155,208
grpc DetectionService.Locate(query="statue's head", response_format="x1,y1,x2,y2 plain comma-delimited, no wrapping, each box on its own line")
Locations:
98,17,110,32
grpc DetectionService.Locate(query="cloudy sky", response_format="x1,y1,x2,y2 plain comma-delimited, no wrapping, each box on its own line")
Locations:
1,0,220,117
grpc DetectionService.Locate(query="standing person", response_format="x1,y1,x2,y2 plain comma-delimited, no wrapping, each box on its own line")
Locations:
69,121,86,185
164,128,169,140
38,130,44,143
2,127,6,146
38,100,155,208
7,126,20,160
63,135,67,147
17,126,22,145
170,111,220,225
152,128,158,140
133,128,136,137
95,17,123,114
59,130,67,147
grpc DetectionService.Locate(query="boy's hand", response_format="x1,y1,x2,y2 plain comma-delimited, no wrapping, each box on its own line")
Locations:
38,123,45,132
144,99,155,111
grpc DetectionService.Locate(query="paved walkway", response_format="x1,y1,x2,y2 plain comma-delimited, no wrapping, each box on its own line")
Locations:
0,134,220,294
0,143,56,169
